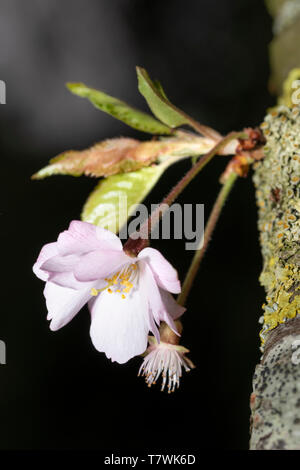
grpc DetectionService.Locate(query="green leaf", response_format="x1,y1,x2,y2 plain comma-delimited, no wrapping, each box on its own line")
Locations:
67,82,171,135
136,67,191,128
153,79,169,100
81,165,167,233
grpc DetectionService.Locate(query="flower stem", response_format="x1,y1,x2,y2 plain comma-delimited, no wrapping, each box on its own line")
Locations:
124,131,246,256
177,171,238,306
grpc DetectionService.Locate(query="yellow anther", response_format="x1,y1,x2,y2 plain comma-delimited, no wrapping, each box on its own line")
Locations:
90,288,98,296
101,263,138,298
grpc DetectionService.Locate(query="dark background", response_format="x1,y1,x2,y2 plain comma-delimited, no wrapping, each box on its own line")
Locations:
0,0,274,451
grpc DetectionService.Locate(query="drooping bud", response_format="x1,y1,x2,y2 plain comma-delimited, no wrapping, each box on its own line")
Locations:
138,322,195,393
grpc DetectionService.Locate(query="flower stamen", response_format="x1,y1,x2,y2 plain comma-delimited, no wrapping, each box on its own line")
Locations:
138,338,195,393
90,263,138,299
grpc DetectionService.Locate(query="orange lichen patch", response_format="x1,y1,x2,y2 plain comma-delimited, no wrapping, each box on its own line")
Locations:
250,392,256,409
253,413,262,428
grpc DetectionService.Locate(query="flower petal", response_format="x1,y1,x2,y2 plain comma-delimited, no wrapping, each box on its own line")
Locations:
89,289,149,363
159,288,185,320
44,281,92,331
138,262,163,325
33,242,58,281
138,247,181,293
74,250,132,282
48,271,96,290
57,220,123,256
139,262,181,336
41,253,80,273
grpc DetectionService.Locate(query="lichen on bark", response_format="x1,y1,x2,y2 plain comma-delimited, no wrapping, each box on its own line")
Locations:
250,105,300,449
253,105,300,349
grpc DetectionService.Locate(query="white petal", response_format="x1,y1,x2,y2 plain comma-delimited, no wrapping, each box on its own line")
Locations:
89,288,149,364
159,288,185,320
139,261,163,325
44,281,93,331
74,250,133,282
57,220,123,255
138,247,181,293
139,262,180,336
33,242,58,281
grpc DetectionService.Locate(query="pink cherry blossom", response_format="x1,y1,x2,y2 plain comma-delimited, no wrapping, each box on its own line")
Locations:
33,220,184,364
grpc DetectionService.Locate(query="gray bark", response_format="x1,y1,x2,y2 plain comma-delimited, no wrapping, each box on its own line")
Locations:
250,104,300,449
250,317,300,449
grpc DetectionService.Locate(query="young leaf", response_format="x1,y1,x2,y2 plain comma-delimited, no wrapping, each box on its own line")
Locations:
32,138,155,179
32,134,216,179
67,82,171,135
81,165,167,233
137,67,187,128
136,67,222,141
153,79,169,100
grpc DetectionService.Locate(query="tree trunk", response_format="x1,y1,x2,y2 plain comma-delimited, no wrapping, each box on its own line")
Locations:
250,104,300,449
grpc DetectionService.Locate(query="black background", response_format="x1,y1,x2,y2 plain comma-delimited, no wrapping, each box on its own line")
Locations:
0,0,274,450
